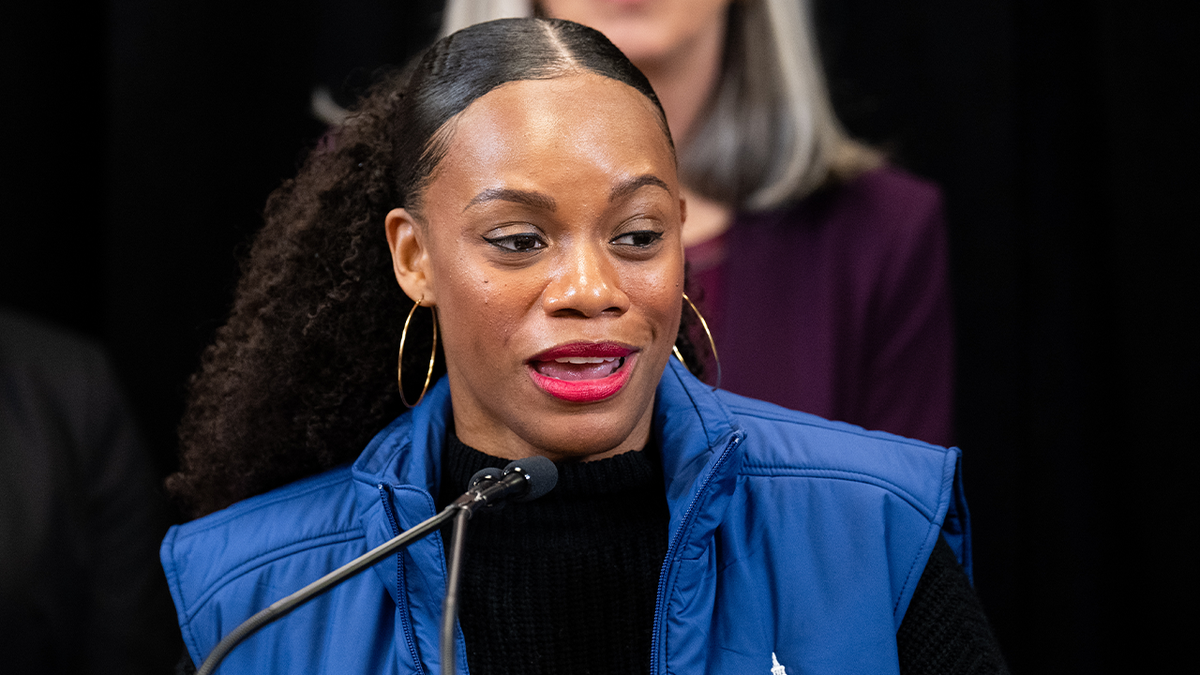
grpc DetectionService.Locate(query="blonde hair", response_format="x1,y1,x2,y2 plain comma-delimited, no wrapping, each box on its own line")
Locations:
440,0,880,210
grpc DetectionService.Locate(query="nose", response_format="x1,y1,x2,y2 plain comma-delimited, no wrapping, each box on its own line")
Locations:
541,242,630,318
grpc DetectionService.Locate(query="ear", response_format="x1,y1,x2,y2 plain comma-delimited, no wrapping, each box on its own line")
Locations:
385,208,436,305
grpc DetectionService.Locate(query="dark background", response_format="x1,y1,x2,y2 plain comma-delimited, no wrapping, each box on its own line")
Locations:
2,1,1194,672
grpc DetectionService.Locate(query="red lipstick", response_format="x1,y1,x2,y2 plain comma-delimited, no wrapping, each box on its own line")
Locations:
527,342,638,403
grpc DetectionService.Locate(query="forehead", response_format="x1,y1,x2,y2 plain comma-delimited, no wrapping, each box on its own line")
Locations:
432,72,676,191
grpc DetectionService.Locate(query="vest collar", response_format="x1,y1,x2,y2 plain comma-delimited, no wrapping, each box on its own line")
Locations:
351,359,746,549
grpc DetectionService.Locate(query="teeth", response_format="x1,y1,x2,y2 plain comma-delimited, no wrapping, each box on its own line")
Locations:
554,356,617,364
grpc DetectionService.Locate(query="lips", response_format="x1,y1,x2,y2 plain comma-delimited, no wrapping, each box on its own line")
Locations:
527,342,638,403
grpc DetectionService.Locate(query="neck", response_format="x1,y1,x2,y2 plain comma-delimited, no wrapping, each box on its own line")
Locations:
637,14,734,245
636,15,727,149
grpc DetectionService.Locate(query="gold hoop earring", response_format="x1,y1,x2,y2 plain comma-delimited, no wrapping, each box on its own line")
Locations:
673,292,721,390
397,297,438,408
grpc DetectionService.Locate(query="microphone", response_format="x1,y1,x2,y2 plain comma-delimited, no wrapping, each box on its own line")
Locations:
455,456,558,512
195,455,558,675
441,457,557,673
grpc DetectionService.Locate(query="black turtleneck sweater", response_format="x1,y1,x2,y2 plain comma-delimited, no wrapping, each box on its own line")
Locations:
439,435,669,675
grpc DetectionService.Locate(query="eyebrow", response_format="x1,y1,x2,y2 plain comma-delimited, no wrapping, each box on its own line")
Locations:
609,174,671,202
462,174,671,212
464,188,557,212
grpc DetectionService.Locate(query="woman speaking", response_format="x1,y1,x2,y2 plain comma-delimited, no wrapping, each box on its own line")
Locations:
162,18,1005,675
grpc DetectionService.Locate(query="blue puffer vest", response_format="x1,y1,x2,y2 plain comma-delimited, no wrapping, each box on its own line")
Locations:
162,359,970,674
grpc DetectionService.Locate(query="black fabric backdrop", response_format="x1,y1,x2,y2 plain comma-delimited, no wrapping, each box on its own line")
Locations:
1,1,1194,671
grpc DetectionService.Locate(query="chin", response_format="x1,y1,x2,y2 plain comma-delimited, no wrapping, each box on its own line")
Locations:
525,404,654,463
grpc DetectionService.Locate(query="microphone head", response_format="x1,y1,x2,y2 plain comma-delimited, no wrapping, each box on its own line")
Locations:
468,466,504,491
503,456,558,502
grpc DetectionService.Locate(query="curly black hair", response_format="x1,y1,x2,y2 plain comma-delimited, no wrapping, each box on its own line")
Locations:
167,18,703,518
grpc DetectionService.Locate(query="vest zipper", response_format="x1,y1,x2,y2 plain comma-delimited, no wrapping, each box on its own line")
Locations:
649,432,742,675
379,484,427,674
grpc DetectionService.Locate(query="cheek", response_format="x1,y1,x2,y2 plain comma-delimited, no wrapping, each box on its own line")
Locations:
432,257,543,363
623,258,685,336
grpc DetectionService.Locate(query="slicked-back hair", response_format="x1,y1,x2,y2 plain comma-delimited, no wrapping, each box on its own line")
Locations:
168,18,691,518
396,18,672,214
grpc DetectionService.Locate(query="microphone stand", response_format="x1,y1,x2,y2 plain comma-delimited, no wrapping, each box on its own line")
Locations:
440,507,471,675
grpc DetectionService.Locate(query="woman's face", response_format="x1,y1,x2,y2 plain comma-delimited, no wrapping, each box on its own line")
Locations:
540,0,733,68
386,72,685,462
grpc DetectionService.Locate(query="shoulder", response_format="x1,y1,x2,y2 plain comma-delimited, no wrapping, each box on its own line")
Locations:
815,166,951,291
161,465,367,624
779,164,944,234
735,165,946,264
813,164,945,228
843,164,943,208
715,388,960,517
160,463,410,669
718,385,954,457
1,309,138,463
1,308,112,386
827,165,945,242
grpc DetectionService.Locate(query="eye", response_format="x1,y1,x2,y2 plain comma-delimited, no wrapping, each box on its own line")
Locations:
484,232,547,253
611,230,663,248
